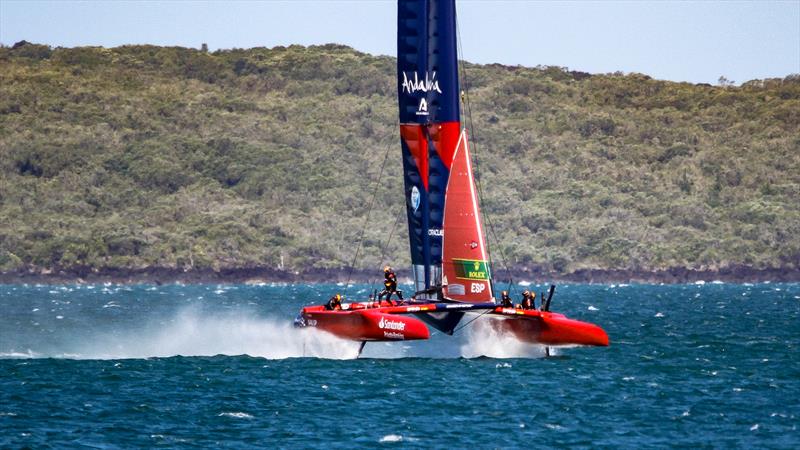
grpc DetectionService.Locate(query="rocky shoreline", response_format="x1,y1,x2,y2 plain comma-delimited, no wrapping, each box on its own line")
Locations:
1,264,798,285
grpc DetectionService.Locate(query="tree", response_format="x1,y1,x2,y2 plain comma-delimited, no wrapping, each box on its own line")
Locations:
718,76,735,87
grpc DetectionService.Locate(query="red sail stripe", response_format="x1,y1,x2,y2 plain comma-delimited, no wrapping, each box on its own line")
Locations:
400,124,429,191
441,129,493,303
427,122,461,170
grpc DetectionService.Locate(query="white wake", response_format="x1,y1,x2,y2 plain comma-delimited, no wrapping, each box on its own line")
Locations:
4,309,556,360
71,309,361,360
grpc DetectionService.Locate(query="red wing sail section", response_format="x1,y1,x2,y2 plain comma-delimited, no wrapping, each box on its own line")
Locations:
399,125,429,191
442,130,493,302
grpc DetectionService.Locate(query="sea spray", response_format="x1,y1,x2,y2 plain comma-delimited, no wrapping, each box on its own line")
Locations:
460,317,550,358
70,308,361,360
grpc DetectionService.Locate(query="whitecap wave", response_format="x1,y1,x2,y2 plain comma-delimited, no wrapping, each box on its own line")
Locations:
379,434,403,443
218,412,254,419
0,350,40,359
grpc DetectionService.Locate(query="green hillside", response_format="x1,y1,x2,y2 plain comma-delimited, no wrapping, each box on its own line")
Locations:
1,42,798,281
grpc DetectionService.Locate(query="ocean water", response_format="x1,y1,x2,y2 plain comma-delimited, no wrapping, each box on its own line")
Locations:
1,282,798,448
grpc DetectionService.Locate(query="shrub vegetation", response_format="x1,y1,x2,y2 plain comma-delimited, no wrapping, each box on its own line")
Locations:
0,42,798,277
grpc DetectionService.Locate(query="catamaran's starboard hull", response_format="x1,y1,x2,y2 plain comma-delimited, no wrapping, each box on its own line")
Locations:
488,309,609,347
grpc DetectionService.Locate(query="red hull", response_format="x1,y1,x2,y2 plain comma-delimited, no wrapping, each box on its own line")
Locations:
489,308,609,347
299,302,430,341
297,301,608,347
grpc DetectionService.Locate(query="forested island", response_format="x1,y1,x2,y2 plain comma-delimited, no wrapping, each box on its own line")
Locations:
0,42,798,283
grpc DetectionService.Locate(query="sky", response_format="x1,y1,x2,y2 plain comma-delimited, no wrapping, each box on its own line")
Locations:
1,0,798,85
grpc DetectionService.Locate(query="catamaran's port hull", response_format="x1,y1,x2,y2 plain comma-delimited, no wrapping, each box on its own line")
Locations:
296,303,430,341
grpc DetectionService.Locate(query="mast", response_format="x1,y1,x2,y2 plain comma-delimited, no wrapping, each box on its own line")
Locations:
397,0,461,298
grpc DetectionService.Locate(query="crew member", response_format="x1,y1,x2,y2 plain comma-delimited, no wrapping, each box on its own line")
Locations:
520,289,536,309
378,265,403,305
500,290,514,308
326,293,343,311
521,291,534,310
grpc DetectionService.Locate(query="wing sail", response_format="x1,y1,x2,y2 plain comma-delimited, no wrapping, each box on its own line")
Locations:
397,0,461,297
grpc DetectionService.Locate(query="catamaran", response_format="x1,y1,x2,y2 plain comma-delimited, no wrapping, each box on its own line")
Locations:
294,0,608,354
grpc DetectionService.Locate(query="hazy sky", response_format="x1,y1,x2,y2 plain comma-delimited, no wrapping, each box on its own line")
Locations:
1,0,798,85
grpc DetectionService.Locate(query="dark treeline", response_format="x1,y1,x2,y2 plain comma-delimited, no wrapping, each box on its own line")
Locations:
0,42,798,281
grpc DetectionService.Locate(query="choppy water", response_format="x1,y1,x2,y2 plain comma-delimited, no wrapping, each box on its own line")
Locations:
1,282,798,448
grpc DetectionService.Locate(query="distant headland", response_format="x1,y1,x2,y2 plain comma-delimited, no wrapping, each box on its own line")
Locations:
1,265,797,285
1,42,798,284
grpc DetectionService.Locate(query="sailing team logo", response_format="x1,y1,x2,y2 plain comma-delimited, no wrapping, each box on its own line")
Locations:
410,186,420,212
401,71,442,95
417,98,428,115
401,71,441,116
452,258,490,280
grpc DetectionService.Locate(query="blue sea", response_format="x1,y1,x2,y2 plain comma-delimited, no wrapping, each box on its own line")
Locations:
1,282,798,448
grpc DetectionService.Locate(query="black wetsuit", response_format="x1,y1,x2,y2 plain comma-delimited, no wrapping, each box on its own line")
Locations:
379,271,403,303
519,292,536,310
521,296,534,310
500,295,514,308
325,296,342,311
